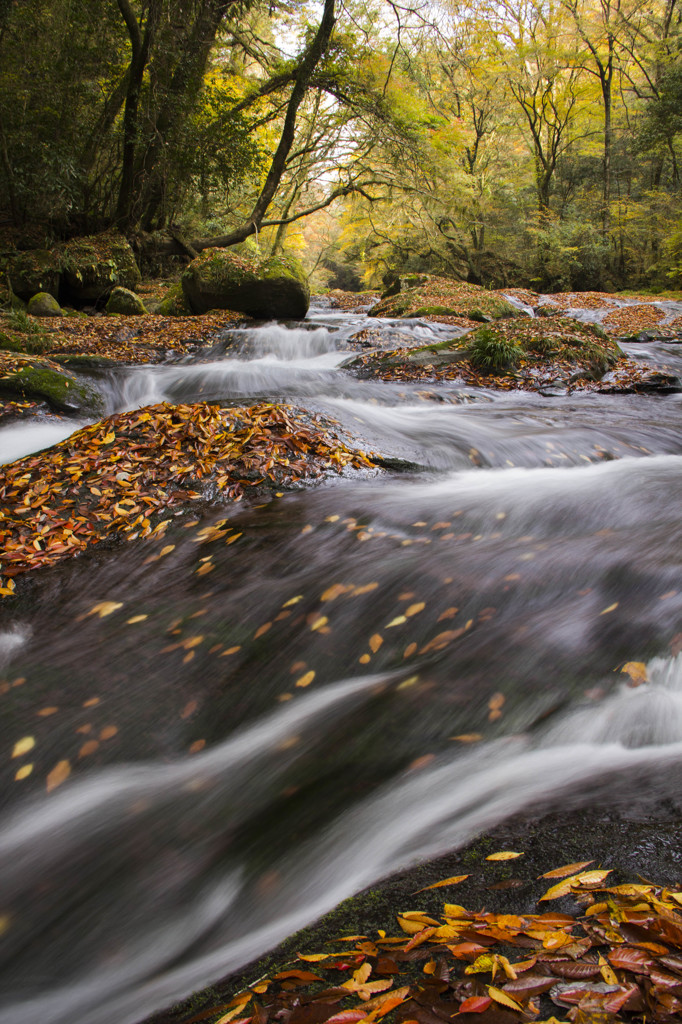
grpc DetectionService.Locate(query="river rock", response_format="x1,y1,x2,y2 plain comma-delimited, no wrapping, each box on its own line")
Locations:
106,286,147,316
0,359,104,414
27,292,63,317
156,283,193,316
181,249,310,319
7,249,62,301
59,233,141,305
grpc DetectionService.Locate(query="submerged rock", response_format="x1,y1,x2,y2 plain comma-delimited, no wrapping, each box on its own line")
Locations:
181,248,310,319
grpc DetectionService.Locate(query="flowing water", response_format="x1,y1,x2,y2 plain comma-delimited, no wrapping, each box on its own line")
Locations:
1,302,682,1024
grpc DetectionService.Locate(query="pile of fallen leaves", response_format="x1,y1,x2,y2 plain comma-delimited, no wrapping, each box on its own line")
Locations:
46,310,246,364
0,401,375,588
328,291,381,311
368,280,520,322
192,863,682,1024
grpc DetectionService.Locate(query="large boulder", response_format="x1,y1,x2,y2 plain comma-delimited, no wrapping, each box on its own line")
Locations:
27,292,63,317
7,249,61,300
181,249,310,319
58,233,141,305
105,286,146,315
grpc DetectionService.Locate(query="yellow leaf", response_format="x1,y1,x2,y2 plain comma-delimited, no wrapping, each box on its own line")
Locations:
88,601,123,618
539,869,612,901
540,861,594,879
414,875,469,893
296,671,315,688
126,615,148,624
450,733,483,743
465,954,496,975
215,995,253,1024
311,616,328,631
599,603,619,615
386,616,407,627
102,431,115,444
15,763,33,780
46,760,71,793
405,603,425,617
486,851,523,861
283,595,303,607
621,661,648,685
487,986,522,1011
599,954,618,985
297,953,332,962
12,736,35,758
369,634,383,653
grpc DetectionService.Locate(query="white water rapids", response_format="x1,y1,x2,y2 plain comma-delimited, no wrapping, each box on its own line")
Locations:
1,302,682,1023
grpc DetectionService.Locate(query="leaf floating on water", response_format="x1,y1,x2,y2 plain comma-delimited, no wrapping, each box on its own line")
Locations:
88,601,123,618
12,736,36,758
405,602,425,617
296,671,315,688
450,733,483,743
369,634,383,653
486,851,523,862
621,661,648,685
386,616,407,627
46,760,71,792
310,616,328,632
599,602,619,615
14,763,33,780
126,614,148,624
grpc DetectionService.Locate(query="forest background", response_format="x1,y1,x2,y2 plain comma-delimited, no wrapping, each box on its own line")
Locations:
0,0,680,295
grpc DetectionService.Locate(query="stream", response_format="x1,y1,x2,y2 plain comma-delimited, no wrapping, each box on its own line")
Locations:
1,300,682,1024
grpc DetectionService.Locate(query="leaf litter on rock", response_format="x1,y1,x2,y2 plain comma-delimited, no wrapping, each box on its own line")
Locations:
185,870,682,1024
0,401,376,589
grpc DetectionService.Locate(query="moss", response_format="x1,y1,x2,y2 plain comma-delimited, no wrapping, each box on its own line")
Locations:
370,278,520,321
105,286,146,315
27,291,63,317
8,249,61,300
0,362,103,414
156,284,193,316
182,248,309,318
59,233,141,304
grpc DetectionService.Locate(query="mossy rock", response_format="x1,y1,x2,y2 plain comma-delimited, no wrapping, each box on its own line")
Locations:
7,249,61,300
27,292,63,317
182,248,310,319
156,283,194,316
369,278,520,321
105,286,146,316
58,233,141,305
0,361,104,414
0,328,54,356
51,353,119,369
